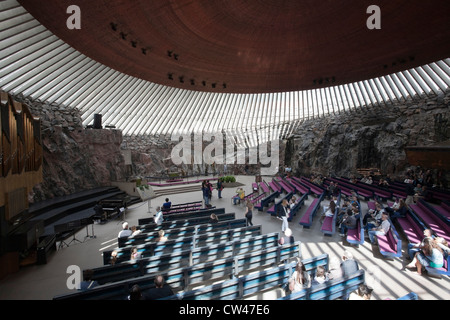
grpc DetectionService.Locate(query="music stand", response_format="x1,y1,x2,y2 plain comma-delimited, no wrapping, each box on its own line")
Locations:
66,220,82,246
83,217,96,240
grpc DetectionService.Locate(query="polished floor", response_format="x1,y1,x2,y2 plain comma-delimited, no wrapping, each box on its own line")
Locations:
0,175,449,300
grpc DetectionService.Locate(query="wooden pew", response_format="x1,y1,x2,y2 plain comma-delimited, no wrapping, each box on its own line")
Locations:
299,192,325,228
53,241,303,300
161,252,329,301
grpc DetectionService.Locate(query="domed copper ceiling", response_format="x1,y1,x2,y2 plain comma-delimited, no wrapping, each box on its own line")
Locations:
16,0,450,93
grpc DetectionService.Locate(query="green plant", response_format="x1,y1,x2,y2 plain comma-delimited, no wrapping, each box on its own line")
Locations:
220,175,236,183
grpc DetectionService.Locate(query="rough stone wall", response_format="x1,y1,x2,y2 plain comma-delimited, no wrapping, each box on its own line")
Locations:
13,95,128,203
12,89,448,203
285,90,450,181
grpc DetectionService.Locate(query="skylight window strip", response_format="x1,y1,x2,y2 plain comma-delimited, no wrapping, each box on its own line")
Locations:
414,66,440,95
429,62,450,87
402,70,425,97
141,84,186,135
125,83,160,135
17,48,80,97
372,78,390,104
383,74,405,102
0,38,64,85
0,11,36,37
204,92,223,133
164,87,197,136
115,81,150,134
378,76,397,103
0,18,41,44
147,86,179,135
2,43,73,93
367,79,384,106
313,88,321,117
421,64,447,92
154,87,187,136
37,56,94,102
340,85,353,111
408,68,432,96
349,82,364,108
93,74,142,125
390,73,410,100
396,72,417,98
79,70,130,115
57,63,110,106
329,86,340,114
24,53,87,100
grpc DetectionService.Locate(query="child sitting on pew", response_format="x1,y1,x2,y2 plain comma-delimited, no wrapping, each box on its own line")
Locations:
312,266,329,285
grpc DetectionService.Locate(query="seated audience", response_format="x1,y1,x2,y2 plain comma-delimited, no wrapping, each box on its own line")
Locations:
288,260,311,293
154,206,164,225
339,209,359,237
341,250,359,277
407,228,434,260
118,222,132,238
156,230,168,242
144,275,174,299
348,284,373,300
131,225,142,236
385,198,408,220
367,212,390,244
78,269,99,291
278,228,294,245
327,257,344,280
131,247,142,260
312,265,329,285
162,198,172,211
128,284,147,300
233,187,245,205
406,238,444,275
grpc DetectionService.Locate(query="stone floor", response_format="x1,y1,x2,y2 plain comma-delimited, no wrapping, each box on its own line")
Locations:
0,175,449,300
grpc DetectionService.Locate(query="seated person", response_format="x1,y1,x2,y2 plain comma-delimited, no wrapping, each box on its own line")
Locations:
385,198,408,219
348,284,373,300
162,198,172,211
233,188,245,205
78,269,99,291
144,275,174,300
118,222,132,238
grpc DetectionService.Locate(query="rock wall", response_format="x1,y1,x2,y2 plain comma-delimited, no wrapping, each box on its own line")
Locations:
285,90,450,182
13,95,128,203
12,89,449,203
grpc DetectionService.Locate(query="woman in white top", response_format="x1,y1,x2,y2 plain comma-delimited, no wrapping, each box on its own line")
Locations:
288,261,311,293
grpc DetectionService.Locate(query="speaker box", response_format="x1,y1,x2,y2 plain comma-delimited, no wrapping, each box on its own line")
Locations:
93,114,102,129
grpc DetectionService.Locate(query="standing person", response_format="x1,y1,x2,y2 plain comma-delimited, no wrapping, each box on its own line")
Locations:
206,180,213,201
245,201,254,226
202,181,211,207
217,178,224,199
277,199,290,232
